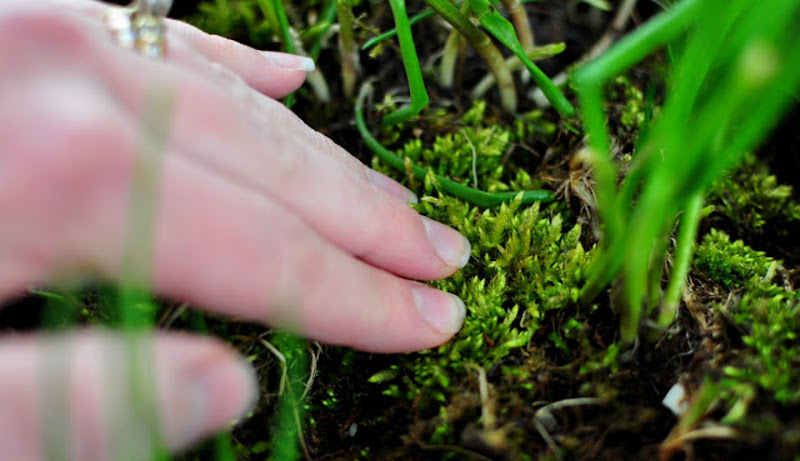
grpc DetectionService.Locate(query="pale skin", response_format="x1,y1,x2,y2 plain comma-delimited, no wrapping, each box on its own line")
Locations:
0,1,471,459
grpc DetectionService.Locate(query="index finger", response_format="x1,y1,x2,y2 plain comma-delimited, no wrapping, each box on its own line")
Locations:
33,0,313,98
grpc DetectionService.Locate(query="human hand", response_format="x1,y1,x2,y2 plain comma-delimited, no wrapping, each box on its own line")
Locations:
0,0,470,459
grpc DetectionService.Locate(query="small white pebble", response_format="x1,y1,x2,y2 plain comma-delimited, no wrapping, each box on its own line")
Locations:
662,382,689,416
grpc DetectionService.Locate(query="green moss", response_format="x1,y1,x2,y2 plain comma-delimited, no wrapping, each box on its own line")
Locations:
723,294,800,405
694,169,800,412
364,103,595,446
694,228,800,437
694,228,782,295
708,153,800,234
610,75,646,130
378,101,507,188
373,100,558,205
188,0,337,50
187,0,277,48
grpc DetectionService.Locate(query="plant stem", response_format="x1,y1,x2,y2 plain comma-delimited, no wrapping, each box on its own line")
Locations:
473,42,565,98
574,0,704,308
336,0,358,99
500,0,535,50
659,193,703,328
381,0,430,125
470,0,575,116
309,0,338,60
439,1,471,88
424,0,518,112
270,0,295,54
356,84,552,207
439,25,463,88
646,224,670,314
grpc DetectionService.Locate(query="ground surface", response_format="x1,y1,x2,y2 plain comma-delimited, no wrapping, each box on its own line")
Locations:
179,2,800,459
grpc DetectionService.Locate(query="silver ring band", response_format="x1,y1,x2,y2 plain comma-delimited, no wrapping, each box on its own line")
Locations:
104,0,173,59
135,0,172,18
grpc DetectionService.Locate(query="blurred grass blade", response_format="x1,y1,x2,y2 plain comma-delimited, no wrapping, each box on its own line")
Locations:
115,86,175,460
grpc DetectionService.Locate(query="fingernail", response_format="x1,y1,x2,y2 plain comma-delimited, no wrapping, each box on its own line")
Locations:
260,51,316,72
421,216,471,268
412,286,466,335
366,169,418,204
187,356,257,436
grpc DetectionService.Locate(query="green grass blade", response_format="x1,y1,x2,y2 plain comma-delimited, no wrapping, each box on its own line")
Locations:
357,84,553,207
659,192,703,328
470,0,575,117
113,86,175,461
214,433,237,461
380,0,430,125
362,9,436,51
309,0,337,60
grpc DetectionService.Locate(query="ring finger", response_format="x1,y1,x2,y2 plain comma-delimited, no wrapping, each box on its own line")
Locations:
27,0,313,98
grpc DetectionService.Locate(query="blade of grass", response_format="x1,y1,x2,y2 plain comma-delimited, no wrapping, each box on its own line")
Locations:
113,85,174,461
659,192,703,328
40,289,79,461
357,83,553,207
574,0,704,307
380,0,430,125
469,0,575,117
362,8,436,51
308,0,337,60
214,433,237,461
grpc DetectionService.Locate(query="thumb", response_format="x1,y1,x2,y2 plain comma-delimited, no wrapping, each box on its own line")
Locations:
0,330,256,461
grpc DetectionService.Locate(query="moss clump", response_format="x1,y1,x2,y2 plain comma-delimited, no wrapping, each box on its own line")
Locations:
610,75,647,131
375,100,557,195
186,0,276,48
357,101,599,456
367,193,592,400
723,294,800,405
708,153,800,235
360,193,595,456
693,228,800,450
694,228,784,295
